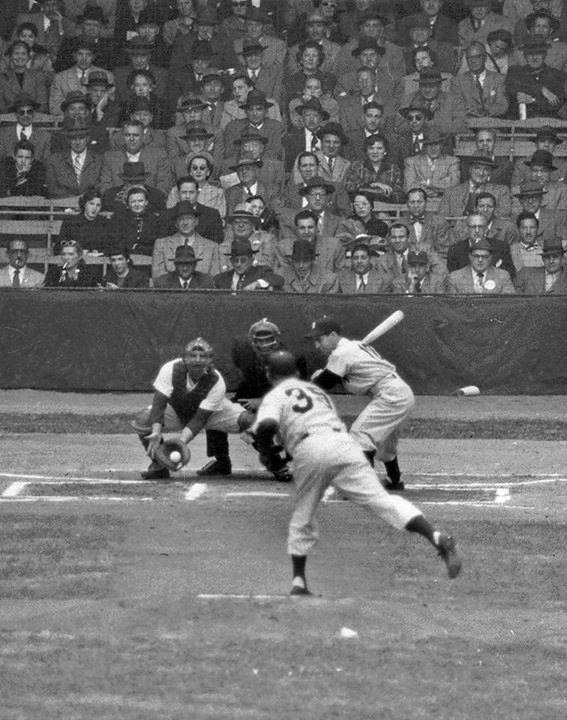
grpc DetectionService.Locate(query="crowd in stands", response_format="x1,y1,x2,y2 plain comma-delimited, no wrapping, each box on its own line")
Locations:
0,0,566,295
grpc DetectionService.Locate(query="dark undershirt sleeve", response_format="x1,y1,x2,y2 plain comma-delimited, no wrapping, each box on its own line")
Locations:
313,369,343,391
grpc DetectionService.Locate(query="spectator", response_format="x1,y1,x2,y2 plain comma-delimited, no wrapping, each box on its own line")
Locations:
199,71,227,131
50,91,109,155
514,237,567,294
0,237,44,288
45,118,103,198
168,152,226,218
0,139,46,197
394,45,453,107
57,186,111,254
99,119,173,195
397,15,456,74
224,155,278,215
104,243,150,288
124,68,166,128
162,0,197,47
375,222,413,283
336,38,397,101
222,128,283,200
44,239,102,287
343,191,390,251
153,244,214,289
239,39,282,102
102,160,166,213
438,152,511,218
221,0,251,43
404,126,460,198
462,127,513,186
403,67,467,136
9,22,53,74
113,36,167,107
108,185,162,258
152,200,221,279
247,194,279,235
86,70,121,130
0,93,50,163
48,38,114,116
405,186,451,259
338,8,405,78
515,8,567,67
284,40,337,101
484,28,514,75
287,11,341,75
447,211,516,278
222,202,278,269
453,41,508,118
337,241,389,293
0,41,49,114
446,237,516,294
512,179,565,245
518,149,567,213
221,89,284,160
114,95,165,151
398,0,459,48
337,66,396,131
166,40,220,120
283,97,328,174
343,100,386,160
388,99,433,163
457,0,513,49
390,249,447,294
168,123,214,172
161,175,223,244
511,125,567,186
288,75,339,131
213,237,283,290
13,0,74,59
54,5,116,73
219,73,281,130
510,211,544,271
280,238,339,293
313,121,351,189
283,151,348,216
346,133,405,202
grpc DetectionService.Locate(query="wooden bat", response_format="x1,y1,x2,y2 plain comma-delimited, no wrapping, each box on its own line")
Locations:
360,310,404,346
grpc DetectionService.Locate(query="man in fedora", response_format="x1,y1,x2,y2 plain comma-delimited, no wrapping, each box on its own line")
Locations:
45,117,103,197
505,38,567,118
404,126,460,198
447,211,516,279
280,205,346,274
100,119,173,196
212,238,284,290
102,160,166,214
54,5,115,72
160,175,223,244
458,0,513,48
113,96,166,152
280,238,340,293
514,237,567,294
390,249,448,294
387,99,434,164
402,67,467,136
0,94,50,163
169,7,239,75
453,41,508,118
287,11,341,75
220,89,284,160
49,37,114,116
397,0,458,47
447,236,516,294
514,7,567,65
512,125,567,186
113,35,168,106
240,38,282,101
168,98,214,161
516,149,567,213
152,200,221,280
282,151,350,216
166,40,221,120
222,128,283,197
337,241,390,293
462,127,513,186
153,244,214,289
224,155,279,214
283,97,328,173
438,150,512,218
222,202,278,268
200,71,229,132
512,179,566,245
336,38,393,97
50,91,108,154
86,70,120,130
337,10,404,79
314,121,351,187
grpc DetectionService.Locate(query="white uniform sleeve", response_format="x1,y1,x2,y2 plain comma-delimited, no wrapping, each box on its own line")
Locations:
152,359,178,397
252,388,282,433
326,345,349,378
199,372,227,412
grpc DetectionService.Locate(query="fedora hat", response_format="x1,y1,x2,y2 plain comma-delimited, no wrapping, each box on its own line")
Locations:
8,93,40,112
175,200,200,218
60,90,91,112
61,117,91,137
316,121,348,145
524,149,557,170
469,151,496,167
178,95,209,111
295,96,329,120
225,239,256,257
514,179,547,197
520,38,550,54
422,127,447,145
242,40,264,55
541,238,565,256
352,38,385,57
86,70,113,88
181,126,214,141
171,245,201,264
229,155,263,171
298,176,336,195
532,125,563,145
235,129,268,145
119,161,150,182
399,99,433,120
289,239,317,261
125,37,154,54
305,11,329,24
470,238,492,253
227,203,260,226
419,68,444,84
407,250,429,265
242,89,273,109
78,6,106,23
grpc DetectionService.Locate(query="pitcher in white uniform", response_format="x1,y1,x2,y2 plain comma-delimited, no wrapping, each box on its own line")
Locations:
307,315,412,491
253,351,462,596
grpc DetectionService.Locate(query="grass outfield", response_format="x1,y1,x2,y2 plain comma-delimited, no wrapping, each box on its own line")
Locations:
1,478,566,720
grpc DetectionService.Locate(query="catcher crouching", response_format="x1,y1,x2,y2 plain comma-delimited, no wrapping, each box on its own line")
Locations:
132,337,255,479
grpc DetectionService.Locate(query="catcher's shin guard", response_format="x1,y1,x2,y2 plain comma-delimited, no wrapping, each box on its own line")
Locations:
205,429,230,460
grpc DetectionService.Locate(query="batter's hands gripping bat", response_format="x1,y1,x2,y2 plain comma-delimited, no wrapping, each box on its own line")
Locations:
360,310,404,346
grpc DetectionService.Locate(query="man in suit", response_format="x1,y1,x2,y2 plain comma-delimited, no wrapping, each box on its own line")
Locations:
220,89,284,160
453,41,509,118
400,16,457,75
516,149,567,214
212,238,284,290
512,179,566,246
0,237,44,288
376,222,416,284
404,126,461,197
279,238,340,293
14,0,74,57
462,127,513,185
447,212,516,279
282,151,350,216
153,244,214,289
87,70,121,131
314,122,351,189
397,0,459,47
438,152,512,218
234,7,286,70
402,67,467,136
239,39,282,102
221,129,283,199
50,91,109,155
344,100,386,161
510,211,544,272
54,5,116,72
447,237,516,294
506,39,567,118
103,244,149,289
0,94,50,163
405,186,452,259
514,238,567,294
45,118,103,198
337,64,397,126
100,120,173,196
287,11,340,75
167,98,214,164
152,201,221,280
160,176,223,244
113,36,168,106
511,125,567,186
386,99,434,165
390,249,448,294
48,38,114,116
337,241,389,293
336,38,397,98
458,0,514,48
283,97,328,173
224,155,279,216
166,39,221,120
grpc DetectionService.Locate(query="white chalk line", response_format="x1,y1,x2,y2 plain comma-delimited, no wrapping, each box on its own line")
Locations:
0,496,154,503
197,594,289,600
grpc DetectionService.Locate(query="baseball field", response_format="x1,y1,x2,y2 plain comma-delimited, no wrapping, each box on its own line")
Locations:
1,393,566,720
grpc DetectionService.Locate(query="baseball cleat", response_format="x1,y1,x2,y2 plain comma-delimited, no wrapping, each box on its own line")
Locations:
290,585,312,597
197,458,232,476
141,463,170,480
436,533,462,579
382,478,405,491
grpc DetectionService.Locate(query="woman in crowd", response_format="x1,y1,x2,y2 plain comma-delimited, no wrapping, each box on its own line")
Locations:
15,23,53,74
44,239,101,287
0,41,49,113
288,74,339,129
168,151,226,218
284,41,337,102
56,187,111,255
337,190,390,256
123,68,165,128
345,134,405,203
108,185,161,259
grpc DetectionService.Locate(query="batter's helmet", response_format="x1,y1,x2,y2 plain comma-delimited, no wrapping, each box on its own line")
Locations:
266,350,297,378
248,318,281,355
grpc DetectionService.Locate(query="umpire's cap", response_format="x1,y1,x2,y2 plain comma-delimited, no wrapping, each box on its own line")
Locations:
305,315,342,338
266,350,297,378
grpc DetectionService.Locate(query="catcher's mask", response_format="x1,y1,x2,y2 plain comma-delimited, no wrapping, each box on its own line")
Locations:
248,318,281,355
183,337,214,371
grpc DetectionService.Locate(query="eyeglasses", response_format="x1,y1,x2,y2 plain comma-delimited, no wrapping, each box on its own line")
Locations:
190,164,208,170
407,113,424,120
471,253,491,259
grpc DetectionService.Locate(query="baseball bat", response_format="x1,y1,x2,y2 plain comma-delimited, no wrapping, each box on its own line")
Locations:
360,310,404,346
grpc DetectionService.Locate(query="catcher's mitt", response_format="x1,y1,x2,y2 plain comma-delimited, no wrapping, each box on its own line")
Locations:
259,447,292,481
154,438,191,471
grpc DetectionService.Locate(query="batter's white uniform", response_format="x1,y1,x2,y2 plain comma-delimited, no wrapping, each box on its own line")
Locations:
325,338,414,461
152,359,243,433
253,377,421,556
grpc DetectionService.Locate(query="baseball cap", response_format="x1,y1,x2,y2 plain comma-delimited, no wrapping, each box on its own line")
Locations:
305,316,342,338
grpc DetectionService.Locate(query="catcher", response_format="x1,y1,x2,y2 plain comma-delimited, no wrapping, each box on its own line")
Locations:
200,318,307,480
132,337,254,480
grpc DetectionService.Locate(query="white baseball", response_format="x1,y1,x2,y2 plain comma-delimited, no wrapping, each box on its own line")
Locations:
170,450,182,463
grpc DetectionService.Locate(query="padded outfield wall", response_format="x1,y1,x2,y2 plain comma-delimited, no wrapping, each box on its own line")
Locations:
0,289,565,394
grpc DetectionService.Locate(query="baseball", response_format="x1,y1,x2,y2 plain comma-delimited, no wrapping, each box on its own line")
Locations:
170,450,182,464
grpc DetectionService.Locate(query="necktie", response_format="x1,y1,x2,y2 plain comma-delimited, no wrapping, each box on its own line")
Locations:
20,129,28,141
413,219,423,242
310,134,318,152
465,190,479,215
73,153,82,181
412,135,421,154
474,73,485,113
401,256,407,274
414,278,422,293
476,271,484,289
327,157,334,174
182,279,189,289
80,70,87,86
357,274,366,292
12,268,20,288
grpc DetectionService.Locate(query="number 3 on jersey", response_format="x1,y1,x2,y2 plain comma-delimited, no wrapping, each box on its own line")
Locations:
285,386,333,413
